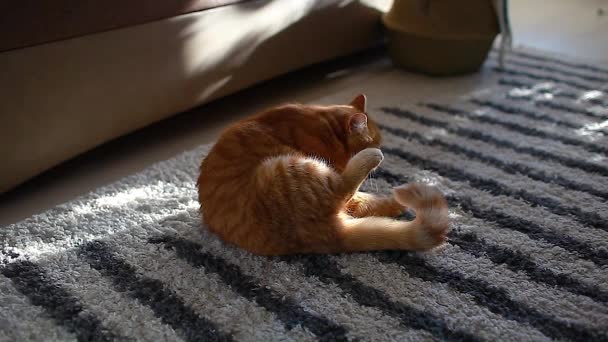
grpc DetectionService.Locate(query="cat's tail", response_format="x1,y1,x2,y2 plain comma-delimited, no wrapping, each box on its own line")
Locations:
336,183,450,253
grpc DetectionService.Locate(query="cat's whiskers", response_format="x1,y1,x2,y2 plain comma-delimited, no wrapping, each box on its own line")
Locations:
367,171,379,193
373,174,379,193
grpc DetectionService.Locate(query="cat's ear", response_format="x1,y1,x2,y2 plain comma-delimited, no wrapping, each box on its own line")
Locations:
348,113,368,133
350,94,367,112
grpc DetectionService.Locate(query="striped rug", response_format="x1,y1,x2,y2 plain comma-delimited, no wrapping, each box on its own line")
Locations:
2,48,607,341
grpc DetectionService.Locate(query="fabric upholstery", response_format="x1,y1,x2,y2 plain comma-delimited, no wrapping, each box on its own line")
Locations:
0,0,252,52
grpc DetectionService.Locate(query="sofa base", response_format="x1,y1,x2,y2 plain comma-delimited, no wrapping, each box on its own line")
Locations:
0,0,383,192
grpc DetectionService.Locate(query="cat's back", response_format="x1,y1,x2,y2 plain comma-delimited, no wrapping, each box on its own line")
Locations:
199,103,314,177
196,110,297,229
199,116,287,179
199,120,272,192
198,103,341,210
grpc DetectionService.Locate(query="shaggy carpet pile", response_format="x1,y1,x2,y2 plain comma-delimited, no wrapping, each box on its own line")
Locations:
2,48,607,341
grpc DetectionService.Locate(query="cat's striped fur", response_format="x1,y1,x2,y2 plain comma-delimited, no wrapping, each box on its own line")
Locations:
197,95,449,255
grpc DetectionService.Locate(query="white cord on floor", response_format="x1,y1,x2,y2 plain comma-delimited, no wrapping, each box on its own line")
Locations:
493,0,513,68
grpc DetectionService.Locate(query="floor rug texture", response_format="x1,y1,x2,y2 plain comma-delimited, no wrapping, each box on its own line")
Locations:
2,48,608,341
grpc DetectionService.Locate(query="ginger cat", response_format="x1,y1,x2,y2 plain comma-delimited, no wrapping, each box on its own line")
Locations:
197,95,449,256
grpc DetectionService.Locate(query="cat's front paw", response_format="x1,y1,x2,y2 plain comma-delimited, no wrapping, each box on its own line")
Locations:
354,148,384,170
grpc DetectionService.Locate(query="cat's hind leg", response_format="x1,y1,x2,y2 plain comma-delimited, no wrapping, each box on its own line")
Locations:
336,183,450,253
330,149,449,253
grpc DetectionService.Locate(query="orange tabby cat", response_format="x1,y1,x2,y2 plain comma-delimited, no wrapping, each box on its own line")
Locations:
197,94,449,256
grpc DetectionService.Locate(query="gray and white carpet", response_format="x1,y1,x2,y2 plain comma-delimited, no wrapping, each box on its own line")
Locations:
2,48,608,341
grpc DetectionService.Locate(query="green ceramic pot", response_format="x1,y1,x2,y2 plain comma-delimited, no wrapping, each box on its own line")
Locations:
383,0,500,76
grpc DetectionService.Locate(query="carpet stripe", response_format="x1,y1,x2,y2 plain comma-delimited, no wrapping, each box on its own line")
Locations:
489,52,608,83
380,138,608,255
470,95,591,129
379,129,608,234
505,93,608,123
114,239,315,341
0,183,193,263
147,235,350,341
380,105,608,190
446,206,608,286
467,96,608,148
374,251,608,342
508,50,608,75
372,167,608,286
379,122,608,201
446,193,608,266
460,98,608,145
378,117,608,198
380,106,608,179
386,104,608,171
44,255,185,341
424,103,608,156
283,254,480,342
491,66,603,91
373,166,608,268
0,275,78,342
424,244,608,330
0,261,122,342
336,254,553,341
376,132,601,316
498,79,608,116
494,92,608,126
448,231,608,303
530,100,608,121
497,78,608,108
504,97,608,124
160,226,438,341
79,240,234,342
366,171,608,295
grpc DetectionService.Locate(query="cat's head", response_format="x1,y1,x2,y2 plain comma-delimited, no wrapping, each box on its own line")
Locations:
263,94,382,172
310,94,382,171
343,94,382,155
